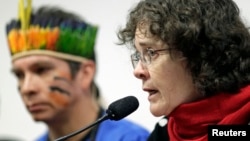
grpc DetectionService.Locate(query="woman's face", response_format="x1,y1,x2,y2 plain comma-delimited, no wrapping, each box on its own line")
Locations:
133,27,201,117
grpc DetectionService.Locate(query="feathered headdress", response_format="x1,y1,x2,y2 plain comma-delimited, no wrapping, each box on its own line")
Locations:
6,0,98,62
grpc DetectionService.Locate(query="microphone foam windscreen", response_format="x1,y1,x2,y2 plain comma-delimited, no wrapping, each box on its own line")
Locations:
106,96,139,121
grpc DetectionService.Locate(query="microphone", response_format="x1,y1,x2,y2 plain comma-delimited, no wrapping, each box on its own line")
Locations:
54,96,139,141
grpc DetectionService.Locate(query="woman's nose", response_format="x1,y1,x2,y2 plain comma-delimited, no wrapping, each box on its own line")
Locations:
133,61,149,80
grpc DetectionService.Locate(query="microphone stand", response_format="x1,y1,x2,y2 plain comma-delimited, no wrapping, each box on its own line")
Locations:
54,114,109,141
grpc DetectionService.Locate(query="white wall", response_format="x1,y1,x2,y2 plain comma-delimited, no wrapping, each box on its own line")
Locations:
0,0,249,141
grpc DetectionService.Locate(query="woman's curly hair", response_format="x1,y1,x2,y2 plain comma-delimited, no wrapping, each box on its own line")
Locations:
117,0,250,96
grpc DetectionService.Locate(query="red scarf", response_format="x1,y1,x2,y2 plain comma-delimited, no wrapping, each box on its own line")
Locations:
168,85,250,141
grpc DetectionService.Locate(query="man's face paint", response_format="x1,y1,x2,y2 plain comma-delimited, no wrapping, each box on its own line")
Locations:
48,76,74,106
49,86,70,96
12,55,79,121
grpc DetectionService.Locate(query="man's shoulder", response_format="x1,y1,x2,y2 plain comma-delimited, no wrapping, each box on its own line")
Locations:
100,119,149,133
97,119,150,140
35,132,48,141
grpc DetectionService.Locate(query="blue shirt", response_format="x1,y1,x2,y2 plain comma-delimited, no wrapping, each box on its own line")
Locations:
36,119,149,141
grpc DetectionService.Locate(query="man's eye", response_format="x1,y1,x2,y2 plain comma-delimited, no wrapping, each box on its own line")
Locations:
35,67,49,74
14,72,24,80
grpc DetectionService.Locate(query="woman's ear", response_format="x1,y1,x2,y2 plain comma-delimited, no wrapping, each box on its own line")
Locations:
77,60,96,91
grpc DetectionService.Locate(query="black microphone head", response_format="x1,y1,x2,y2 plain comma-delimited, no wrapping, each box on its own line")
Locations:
106,96,139,121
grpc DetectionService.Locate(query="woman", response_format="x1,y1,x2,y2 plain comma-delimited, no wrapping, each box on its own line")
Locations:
117,0,250,140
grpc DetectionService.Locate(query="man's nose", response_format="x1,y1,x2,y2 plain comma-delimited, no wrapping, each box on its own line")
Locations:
20,74,38,96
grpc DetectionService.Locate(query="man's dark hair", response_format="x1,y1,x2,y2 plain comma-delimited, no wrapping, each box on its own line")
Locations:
65,60,100,99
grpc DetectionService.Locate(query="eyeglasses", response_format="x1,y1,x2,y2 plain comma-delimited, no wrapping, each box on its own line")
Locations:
131,48,171,69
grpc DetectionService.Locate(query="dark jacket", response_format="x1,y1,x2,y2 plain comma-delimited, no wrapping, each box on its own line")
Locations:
147,117,169,141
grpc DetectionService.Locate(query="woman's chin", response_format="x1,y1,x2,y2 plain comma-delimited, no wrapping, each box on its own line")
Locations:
150,104,165,117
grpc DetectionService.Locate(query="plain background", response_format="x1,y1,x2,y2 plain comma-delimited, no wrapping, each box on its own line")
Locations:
0,0,249,140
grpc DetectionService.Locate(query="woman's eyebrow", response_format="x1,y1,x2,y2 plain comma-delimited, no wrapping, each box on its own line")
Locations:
138,41,153,47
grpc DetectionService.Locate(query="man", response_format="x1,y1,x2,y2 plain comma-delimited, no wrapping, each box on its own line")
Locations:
6,0,149,141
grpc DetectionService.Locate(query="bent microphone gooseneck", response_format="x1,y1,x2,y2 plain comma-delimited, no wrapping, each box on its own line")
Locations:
54,96,139,141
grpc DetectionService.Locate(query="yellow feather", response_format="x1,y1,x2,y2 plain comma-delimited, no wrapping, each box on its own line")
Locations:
18,0,32,30
26,0,32,29
19,0,26,30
